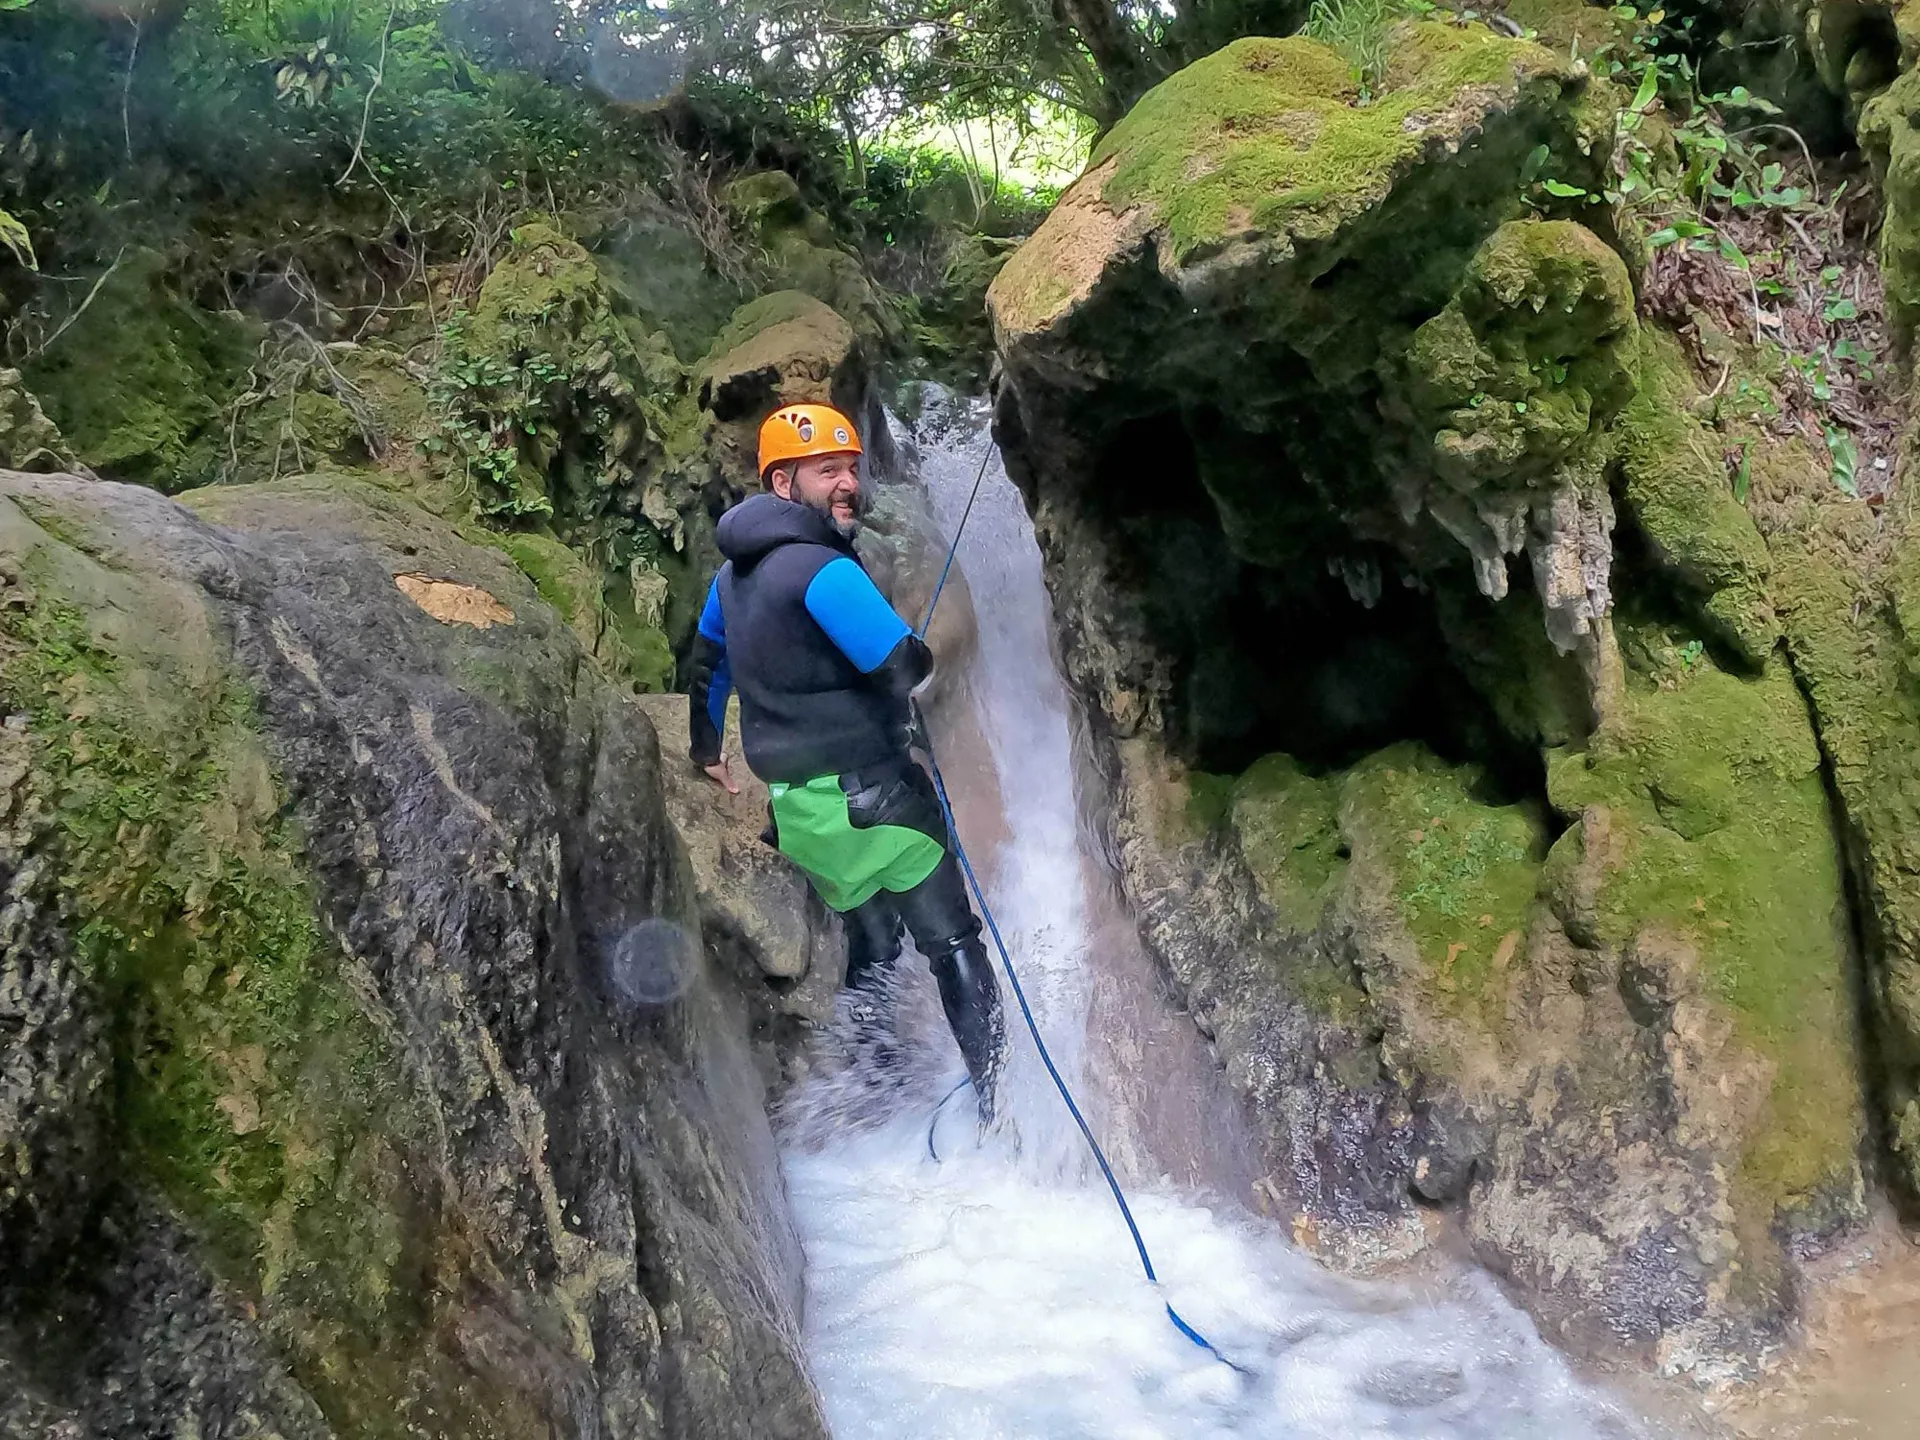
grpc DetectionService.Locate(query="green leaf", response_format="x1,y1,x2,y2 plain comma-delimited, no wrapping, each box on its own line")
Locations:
1826,426,1859,496
1732,442,1752,504
1648,226,1681,248
1823,296,1858,321
1521,143,1551,183
1761,162,1784,187
0,208,37,271
1631,66,1659,113
1542,179,1588,198
1821,264,1844,283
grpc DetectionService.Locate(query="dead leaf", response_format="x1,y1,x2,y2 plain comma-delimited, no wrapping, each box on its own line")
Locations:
234,1043,268,1084
1492,930,1521,970
216,1091,262,1136
395,574,515,629
1445,941,1468,970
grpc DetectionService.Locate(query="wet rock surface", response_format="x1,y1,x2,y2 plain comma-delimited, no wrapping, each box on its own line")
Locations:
0,471,825,1438
992,20,1875,1379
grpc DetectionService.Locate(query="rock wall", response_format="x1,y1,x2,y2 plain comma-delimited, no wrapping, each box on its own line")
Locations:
0,471,826,1438
990,24,1883,1378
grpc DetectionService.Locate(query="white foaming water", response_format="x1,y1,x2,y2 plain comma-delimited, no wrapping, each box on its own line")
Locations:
779,398,1656,1440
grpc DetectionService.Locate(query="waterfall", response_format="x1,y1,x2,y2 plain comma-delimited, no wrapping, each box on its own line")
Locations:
777,395,1656,1439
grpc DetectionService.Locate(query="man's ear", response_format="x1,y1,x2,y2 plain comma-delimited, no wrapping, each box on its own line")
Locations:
767,465,793,499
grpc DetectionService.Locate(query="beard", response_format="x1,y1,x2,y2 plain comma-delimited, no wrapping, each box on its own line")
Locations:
802,491,860,540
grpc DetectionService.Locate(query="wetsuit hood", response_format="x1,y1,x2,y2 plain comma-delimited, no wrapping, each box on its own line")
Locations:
716,493,853,573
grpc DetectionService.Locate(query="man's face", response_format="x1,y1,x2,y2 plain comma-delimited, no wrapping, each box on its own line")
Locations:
772,451,862,536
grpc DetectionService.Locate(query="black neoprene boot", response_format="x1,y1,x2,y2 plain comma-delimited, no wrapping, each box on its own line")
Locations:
930,939,1007,1122
844,896,904,993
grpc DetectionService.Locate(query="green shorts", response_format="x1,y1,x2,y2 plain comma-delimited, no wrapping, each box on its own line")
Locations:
767,771,947,912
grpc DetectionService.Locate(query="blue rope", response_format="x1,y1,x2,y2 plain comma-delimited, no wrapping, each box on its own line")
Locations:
911,448,1245,1374
926,1076,972,1162
921,746,1247,1375
916,437,993,635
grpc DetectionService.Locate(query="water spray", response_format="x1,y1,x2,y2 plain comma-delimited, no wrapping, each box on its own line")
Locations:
913,433,1248,1377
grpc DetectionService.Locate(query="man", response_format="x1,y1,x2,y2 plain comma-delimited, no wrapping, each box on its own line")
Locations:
687,402,1007,1118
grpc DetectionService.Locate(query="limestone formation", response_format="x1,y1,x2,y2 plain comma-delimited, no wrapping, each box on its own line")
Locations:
0,471,826,1437
990,21,1873,1375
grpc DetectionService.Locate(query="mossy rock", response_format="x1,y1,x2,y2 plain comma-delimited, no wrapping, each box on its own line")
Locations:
23,249,259,492
1341,743,1547,1012
0,481,442,1432
696,290,859,420
1229,752,1348,929
594,198,751,364
224,386,369,485
484,529,674,691
909,234,1023,387
1614,327,1780,663
1,470,823,1435
437,222,688,562
1546,643,1864,1233
993,24,1591,346
991,22,1616,672
722,172,895,341
1403,219,1636,493
0,367,79,473
1735,419,1920,1201
1860,67,1920,347
1504,0,1638,53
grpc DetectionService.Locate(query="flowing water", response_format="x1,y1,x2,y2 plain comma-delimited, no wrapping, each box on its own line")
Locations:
777,398,1658,1440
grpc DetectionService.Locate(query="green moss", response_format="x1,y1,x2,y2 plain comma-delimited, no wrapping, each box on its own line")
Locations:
0,598,446,1433
724,170,810,231
223,386,370,486
23,250,259,492
702,289,849,366
602,582,675,692
1404,218,1636,491
1342,743,1546,999
1230,753,1348,927
1850,67,1912,347
722,172,895,340
435,224,685,564
909,234,1022,387
1614,327,1780,662
1435,579,1593,748
492,530,600,630
1094,26,1574,261
1545,645,1862,1222
1185,768,1237,833
0,494,545,1436
1752,475,1920,1196
595,205,750,364
472,222,605,327
1504,0,1637,53
336,346,435,445
478,529,672,692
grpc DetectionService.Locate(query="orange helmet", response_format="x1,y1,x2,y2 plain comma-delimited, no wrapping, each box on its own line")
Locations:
757,402,862,478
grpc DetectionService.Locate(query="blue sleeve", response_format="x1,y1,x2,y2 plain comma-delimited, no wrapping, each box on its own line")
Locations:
698,577,727,643
804,557,912,673
691,576,732,746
